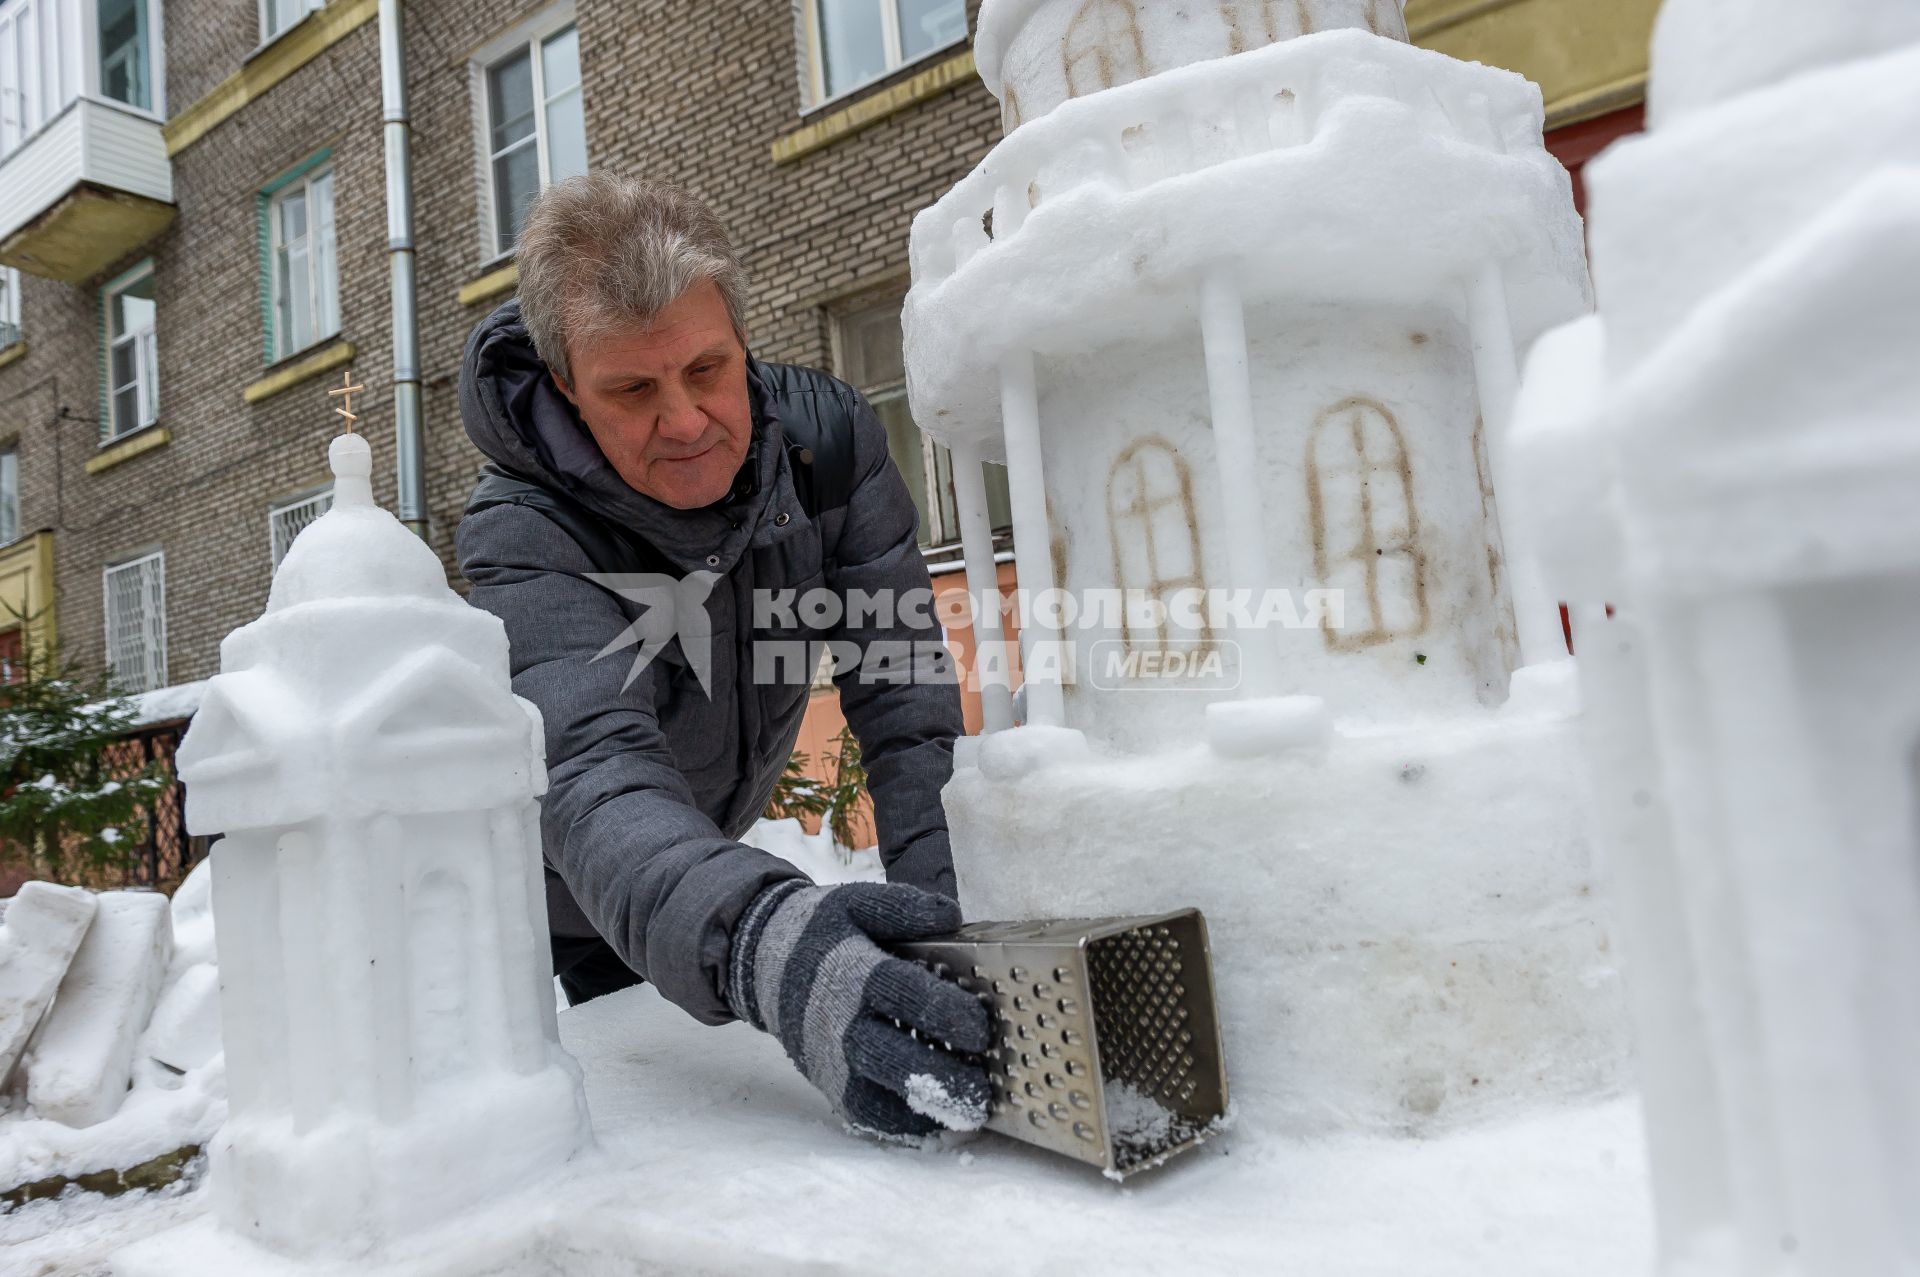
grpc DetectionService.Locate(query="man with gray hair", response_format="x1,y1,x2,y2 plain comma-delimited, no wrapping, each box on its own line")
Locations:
456,173,991,1142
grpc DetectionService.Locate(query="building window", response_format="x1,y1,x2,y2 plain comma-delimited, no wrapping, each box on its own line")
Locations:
0,447,17,545
802,0,967,106
104,550,166,694
264,160,340,362
261,0,321,43
0,266,20,349
269,488,333,568
97,0,153,111
834,296,1012,552
103,262,158,441
475,10,585,258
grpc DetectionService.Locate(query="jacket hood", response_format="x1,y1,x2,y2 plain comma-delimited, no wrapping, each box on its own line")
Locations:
458,299,798,576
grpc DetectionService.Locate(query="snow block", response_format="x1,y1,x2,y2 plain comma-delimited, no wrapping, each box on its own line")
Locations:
0,882,98,1087
143,963,222,1075
26,892,173,1128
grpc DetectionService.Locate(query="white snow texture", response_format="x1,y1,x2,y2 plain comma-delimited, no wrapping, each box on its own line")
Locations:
1512,2,1920,1273
169,430,591,1258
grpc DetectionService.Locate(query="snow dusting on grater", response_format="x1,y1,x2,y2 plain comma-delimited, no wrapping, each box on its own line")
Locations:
897,909,1226,1179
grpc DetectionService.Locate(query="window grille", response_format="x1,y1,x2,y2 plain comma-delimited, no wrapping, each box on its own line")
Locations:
269,488,334,568
104,551,167,694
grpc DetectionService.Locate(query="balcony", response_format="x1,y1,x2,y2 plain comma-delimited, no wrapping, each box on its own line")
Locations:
0,0,173,282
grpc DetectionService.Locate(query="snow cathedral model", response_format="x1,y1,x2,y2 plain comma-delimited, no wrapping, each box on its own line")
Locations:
170,422,591,1256
905,0,1629,1133
1513,0,1920,1271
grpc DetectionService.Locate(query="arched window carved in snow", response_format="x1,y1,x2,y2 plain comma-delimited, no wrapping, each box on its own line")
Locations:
1306,396,1429,651
1107,436,1212,656
1222,0,1394,49
1064,0,1148,98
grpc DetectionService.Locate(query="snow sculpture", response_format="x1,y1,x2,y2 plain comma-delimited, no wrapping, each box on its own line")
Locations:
173,429,590,1256
1512,1,1920,1271
906,0,1627,1133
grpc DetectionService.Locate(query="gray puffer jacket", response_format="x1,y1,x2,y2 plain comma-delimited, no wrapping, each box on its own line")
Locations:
455,301,963,1025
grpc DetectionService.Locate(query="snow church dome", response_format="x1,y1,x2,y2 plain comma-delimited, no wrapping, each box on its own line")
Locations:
266,432,455,612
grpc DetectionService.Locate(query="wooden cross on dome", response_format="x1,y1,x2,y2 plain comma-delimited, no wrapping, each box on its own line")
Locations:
327,368,366,434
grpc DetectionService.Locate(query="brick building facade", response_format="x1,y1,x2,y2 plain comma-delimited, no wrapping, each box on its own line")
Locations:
0,0,1649,744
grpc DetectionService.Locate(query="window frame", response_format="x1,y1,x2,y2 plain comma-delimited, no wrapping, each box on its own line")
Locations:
0,265,21,350
261,155,340,365
829,292,1011,558
257,0,322,47
102,549,166,695
0,446,18,547
268,485,334,568
101,259,158,443
799,0,969,111
470,4,584,263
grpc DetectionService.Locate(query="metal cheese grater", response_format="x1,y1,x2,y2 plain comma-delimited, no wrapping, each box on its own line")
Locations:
896,909,1228,1179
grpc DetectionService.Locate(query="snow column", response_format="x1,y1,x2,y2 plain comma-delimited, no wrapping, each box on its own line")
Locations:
950,439,1015,733
1198,266,1283,700
998,349,1065,728
1467,261,1564,667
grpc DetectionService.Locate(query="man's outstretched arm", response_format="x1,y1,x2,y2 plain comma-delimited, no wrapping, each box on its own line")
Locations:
459,500,806,1024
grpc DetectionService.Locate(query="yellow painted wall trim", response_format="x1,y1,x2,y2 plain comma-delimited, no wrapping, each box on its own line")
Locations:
164,0,381,156
86,426,171,475
1545,71,1650,129
458,261,519,307
1406,0,1528,40
772,51,977,165
0,529,58,660
0,341,25,373
243,340,356,405
1406,0,1657,130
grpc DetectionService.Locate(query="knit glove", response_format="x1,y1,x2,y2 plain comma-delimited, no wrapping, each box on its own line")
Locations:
726,880,993,1141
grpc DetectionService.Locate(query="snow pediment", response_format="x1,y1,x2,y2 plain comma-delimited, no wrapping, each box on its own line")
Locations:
176,671,322,833
333,646,546,813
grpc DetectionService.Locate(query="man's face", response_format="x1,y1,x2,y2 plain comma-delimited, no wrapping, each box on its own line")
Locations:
552,280,754,510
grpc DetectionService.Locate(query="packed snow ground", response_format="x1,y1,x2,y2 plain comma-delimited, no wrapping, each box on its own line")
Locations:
91,980,1651,1276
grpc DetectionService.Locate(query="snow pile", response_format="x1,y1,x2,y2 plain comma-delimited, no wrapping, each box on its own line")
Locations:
1512,2,1920,1272
743,817,884,885
112,982,1656,1277
0,865,226,1196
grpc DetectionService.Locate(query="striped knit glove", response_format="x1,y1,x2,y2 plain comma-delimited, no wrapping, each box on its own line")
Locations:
727,880,994,1141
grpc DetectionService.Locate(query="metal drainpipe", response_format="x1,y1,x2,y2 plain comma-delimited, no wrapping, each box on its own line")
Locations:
379,0,428,538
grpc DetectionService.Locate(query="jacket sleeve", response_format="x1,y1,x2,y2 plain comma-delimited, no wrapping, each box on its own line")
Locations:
824,393,967,898
457,501,807,1025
